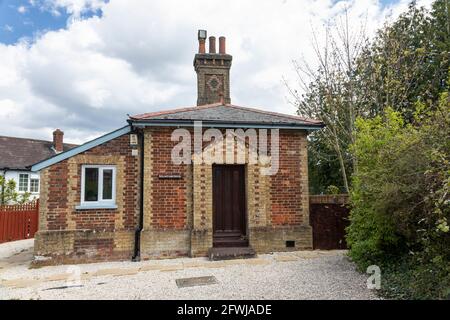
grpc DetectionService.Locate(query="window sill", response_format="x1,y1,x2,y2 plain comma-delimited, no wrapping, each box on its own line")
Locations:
75,204,118,210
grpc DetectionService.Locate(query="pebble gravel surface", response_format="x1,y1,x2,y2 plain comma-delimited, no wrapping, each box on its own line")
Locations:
0,240,379,300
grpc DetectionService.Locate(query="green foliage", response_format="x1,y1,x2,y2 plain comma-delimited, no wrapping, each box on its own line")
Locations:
380,255,450,300
356,0,449,121
308,136,349,194
292,0,450,299
347,89,450,298
0,176,30,205
325,185,341,195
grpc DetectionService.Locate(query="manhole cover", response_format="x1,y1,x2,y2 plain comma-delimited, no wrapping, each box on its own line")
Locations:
175,276,218,288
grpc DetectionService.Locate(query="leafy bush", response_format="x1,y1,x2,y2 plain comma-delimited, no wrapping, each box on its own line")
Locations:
347,90,450,298
325,185,341,195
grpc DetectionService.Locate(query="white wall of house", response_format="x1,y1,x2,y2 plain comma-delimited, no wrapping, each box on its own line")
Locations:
0,170,40,200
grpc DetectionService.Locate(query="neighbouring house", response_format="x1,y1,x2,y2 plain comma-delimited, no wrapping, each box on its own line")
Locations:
0,130,76,203
31,31,324,265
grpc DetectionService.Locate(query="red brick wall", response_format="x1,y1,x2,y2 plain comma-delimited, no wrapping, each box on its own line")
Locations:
149,128,187,230
270,131,303,226
43,134,139,232
47,162,69,230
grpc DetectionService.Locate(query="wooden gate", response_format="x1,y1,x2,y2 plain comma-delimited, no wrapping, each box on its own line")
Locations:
0,200,39,243
310,195,349,250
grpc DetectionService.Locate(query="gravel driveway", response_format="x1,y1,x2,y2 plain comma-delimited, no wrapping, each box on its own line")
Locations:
0,240,379,300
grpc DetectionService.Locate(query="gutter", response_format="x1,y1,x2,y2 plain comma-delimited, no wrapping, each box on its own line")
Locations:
129,119,325,131
132,128,145,262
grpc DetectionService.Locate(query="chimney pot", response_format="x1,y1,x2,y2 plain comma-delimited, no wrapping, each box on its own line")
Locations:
198,30,207,54
53,129,64,153
209,36,216,54
219,36,226,54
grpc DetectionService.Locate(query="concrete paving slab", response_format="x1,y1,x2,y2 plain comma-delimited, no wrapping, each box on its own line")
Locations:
222,259,247,265
292,251,323,259
159,265,183,272
1,278,41,288
203,262,227,268
243,258,271,266
182,261,207,268
93,268,139,277
45,274,70,282
139,264,162,272
274,256,298,262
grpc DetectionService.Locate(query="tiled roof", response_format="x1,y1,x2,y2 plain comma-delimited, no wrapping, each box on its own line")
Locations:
0,136,77,171
130,103,323,127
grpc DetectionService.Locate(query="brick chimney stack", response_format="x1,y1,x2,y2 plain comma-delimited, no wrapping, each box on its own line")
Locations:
53,129,64,153
194,30,232,106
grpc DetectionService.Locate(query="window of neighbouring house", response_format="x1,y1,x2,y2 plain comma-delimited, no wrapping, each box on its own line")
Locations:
80,165,116,208
18,174,29,192
30,178,39,193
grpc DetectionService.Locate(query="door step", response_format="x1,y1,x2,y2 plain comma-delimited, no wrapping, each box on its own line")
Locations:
208,247,256,261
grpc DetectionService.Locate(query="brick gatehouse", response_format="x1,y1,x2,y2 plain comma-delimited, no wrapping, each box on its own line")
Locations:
32,31,323,265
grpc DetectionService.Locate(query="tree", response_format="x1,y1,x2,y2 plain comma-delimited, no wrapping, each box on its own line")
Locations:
0,176,31,205
355,0,449,122
287,0,449,194
285,7,369,192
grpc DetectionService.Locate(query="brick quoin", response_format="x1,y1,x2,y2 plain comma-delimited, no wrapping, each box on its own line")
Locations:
47,162,69,230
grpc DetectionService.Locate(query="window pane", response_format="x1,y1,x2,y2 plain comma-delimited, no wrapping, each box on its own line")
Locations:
30,179,39,193
19,174,29,192
84,168,98,201
102,169,113,200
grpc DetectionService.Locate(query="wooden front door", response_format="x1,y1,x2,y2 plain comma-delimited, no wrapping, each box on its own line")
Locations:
212,165,248,247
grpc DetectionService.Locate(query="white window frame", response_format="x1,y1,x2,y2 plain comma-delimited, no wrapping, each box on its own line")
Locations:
79,165,117,209
18,173,29,192
30,178,39,193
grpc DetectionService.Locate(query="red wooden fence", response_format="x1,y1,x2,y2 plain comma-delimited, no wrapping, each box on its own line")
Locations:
0,200,39,243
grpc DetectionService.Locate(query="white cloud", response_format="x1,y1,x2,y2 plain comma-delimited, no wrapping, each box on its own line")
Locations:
18,6,28,14
3,25,14,32
0,0,433,144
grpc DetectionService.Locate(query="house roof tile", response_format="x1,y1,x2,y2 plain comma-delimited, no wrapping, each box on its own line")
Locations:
130,103,323,127
0,136,77,171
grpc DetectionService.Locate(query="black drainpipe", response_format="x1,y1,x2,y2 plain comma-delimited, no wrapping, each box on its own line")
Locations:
132,128,144,262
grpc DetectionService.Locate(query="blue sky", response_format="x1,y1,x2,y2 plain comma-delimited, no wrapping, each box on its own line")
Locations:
0,0,430,143
0,0,103,44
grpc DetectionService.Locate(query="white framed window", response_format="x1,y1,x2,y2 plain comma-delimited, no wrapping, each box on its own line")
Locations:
30,178,39,193
18,174,29,192
79,165,117,209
